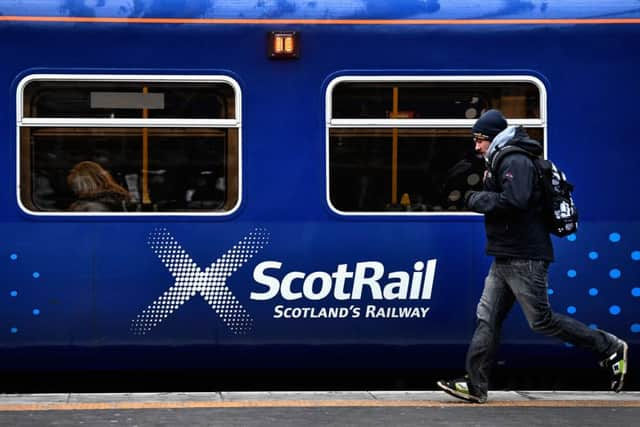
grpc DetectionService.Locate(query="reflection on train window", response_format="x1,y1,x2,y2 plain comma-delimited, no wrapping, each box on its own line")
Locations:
23,128,237,212
327,78,545,213
330,128,542,212
18,77,240,214
332,81,540,120
23,81,235,119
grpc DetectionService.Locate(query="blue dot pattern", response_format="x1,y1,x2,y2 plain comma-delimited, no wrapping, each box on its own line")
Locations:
3,226,639,345
5,250,48,336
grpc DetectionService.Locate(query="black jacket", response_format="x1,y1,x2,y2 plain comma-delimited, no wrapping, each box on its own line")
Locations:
466,126,554,261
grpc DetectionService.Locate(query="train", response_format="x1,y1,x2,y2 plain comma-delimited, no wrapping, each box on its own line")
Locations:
1,1,639,390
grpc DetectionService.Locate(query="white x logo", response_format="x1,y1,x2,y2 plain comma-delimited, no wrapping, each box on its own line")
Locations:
130,227,270,336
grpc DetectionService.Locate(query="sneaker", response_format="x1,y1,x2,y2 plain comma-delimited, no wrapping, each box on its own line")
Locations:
437,377,487,403
599,340,628,392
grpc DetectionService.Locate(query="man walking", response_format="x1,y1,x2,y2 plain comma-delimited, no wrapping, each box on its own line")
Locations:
437,109,628,403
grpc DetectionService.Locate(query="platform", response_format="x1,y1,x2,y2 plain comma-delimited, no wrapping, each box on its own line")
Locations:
1,391,639,426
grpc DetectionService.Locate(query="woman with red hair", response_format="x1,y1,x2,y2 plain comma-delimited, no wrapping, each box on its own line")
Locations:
67,161,130,212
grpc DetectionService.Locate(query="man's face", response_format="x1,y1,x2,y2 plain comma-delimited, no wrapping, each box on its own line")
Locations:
474,134,491,157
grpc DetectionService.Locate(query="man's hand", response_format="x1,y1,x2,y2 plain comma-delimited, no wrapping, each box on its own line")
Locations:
465,191,477,208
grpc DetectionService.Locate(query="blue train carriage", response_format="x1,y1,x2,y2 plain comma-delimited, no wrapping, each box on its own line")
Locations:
0,1,639,384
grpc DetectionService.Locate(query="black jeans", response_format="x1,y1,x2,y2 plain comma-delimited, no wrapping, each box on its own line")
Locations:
465,258,620,397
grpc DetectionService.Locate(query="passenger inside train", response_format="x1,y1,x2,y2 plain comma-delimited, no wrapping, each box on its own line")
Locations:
21,79,237,213
67,161,130,212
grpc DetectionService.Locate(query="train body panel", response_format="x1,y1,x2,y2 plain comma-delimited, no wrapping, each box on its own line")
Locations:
1,1,639,377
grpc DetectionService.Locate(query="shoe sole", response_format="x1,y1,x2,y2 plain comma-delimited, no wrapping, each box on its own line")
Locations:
436,381,485,404
615,342,628,393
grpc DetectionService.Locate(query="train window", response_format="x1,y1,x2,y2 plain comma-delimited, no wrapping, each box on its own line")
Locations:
23,81,235,119
332,81,540,120
326,76,546,214
18,75,241,215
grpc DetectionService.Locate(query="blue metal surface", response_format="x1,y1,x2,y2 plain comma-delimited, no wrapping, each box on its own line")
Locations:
1,1,640,19
0,1,639,375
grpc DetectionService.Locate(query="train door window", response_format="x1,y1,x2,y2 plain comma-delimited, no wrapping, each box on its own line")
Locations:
17,75,241,215
326,76,546,215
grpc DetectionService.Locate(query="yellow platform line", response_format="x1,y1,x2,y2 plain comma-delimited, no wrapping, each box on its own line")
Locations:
0,399,639,411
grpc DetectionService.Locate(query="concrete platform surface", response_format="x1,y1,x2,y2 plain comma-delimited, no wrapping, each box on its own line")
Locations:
1,390,640,406
0,391,638,426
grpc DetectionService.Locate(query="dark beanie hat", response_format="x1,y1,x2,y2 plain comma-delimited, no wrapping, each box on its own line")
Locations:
472,109,507,140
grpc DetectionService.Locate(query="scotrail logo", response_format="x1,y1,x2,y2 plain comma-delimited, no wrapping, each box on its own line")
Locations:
130,227,270,336
250,260,436,301
250,259,437,320
131,227,437,335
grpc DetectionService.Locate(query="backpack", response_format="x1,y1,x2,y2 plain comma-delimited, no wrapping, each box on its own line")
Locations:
489,146,579,237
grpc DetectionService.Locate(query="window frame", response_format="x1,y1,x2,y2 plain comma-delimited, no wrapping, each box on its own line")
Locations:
325,75,548,216
16,74,242,217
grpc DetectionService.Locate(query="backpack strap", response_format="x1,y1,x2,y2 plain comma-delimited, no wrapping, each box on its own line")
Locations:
489,145,545,196
489,145,534,173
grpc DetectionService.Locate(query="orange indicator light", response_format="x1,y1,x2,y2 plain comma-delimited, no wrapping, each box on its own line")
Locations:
274,37,284,53
268,31,299,59
284,36,294,53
